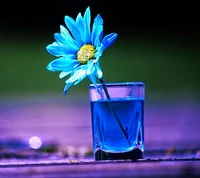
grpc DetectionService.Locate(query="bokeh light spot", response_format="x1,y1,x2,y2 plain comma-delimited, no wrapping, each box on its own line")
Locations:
29,136,42,149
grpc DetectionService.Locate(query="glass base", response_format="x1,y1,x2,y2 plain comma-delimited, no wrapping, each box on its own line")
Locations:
95,148,143,161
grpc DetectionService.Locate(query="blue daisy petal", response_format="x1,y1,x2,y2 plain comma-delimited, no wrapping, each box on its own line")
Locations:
46,56,79,72
64,16,84,46
59,71,71,79
100,33,118,51
94,62,103,78
76,12,90,44
88,73,97,87
60,25,80,48
59,69,77,79
94,26,103,48
54,33,79,51
46,42,75,57
76,13,84,39
87,60,95,75
65,65,87,88
88,73,101,95
93,52,102,62
63,82,73,95
91,14,103,46
83,6,91,44
74,65,88,85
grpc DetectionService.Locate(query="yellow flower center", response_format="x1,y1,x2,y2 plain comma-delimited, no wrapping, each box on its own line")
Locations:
77,44,95,64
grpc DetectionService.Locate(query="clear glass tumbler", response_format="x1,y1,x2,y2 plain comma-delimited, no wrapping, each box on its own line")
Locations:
89,82,145,161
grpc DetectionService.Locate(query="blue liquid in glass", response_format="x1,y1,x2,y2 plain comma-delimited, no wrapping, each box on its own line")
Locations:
90,98,144,160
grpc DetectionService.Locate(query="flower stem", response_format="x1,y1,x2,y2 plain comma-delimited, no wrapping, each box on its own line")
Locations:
99,78,130,145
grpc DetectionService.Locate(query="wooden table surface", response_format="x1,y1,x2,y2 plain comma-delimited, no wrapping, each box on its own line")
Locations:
1,157,200,178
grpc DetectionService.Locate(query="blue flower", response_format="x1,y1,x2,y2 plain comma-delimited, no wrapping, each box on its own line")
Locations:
46,7,117,94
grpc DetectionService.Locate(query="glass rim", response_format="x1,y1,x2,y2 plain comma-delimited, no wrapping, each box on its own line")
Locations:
89,81,145,88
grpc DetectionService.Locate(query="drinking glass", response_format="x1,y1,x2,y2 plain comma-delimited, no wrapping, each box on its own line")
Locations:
89,82,145,161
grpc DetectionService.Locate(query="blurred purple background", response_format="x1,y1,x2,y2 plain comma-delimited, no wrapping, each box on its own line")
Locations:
0,1,200,155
